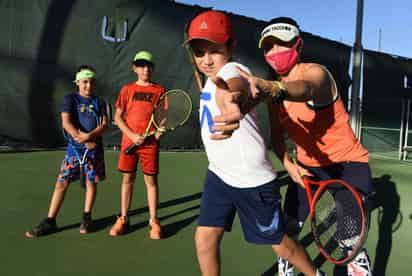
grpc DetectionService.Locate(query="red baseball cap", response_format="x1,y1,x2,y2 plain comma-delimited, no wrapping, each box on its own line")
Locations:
186,10,234,44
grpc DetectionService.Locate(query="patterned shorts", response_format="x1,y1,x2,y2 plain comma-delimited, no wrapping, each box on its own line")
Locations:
57,151,106,185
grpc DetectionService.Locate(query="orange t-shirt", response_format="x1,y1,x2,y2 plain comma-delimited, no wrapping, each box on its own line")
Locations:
116,82,165,145
277,63,368,166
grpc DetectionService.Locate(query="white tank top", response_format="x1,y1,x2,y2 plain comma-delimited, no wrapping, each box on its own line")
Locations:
200,62,276,188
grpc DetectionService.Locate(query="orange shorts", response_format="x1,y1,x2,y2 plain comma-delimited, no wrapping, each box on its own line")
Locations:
118,140,159,175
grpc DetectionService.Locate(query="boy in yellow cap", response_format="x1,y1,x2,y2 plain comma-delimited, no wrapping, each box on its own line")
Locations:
109,50,165,239
25,65,108,237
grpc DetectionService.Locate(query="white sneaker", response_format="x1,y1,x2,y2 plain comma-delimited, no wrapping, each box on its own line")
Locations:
347,249,372,276
278,257,294,276
316,269,327,276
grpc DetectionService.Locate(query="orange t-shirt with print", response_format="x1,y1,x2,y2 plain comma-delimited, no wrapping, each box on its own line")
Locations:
116,82,165,147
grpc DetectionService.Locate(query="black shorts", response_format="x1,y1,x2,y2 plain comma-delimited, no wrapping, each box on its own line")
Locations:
283,161,374,232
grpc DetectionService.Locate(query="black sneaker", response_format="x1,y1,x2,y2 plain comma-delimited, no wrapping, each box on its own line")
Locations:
25,218,57,238
79,218,93,234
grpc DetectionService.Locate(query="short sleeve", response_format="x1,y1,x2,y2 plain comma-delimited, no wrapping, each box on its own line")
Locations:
217,62,251,82
115,85,129,111
98,98,108,118
61,94,75,114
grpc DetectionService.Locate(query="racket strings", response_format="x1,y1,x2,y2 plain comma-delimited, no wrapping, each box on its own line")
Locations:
312,186,364,262
154,91,191,129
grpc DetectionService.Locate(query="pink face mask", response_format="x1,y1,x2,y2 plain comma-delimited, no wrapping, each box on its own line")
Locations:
264,38,302,75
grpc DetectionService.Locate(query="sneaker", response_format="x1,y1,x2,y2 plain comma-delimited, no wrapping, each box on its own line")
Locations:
25,218,57,238
278,257,294,276
347,249,372,276
109,216,129,236
149,219,162,240
79,218,93,234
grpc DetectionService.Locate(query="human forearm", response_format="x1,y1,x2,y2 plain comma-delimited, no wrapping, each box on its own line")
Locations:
256,78,314,102
114,113,136,141
272,137,290,166
62,121,79,138
87,118,108,141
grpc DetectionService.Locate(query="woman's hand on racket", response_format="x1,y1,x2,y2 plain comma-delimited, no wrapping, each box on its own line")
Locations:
284,158,312,187
210,76,243,140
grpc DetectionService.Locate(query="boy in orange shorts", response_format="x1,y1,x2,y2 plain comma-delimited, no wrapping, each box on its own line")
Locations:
109,51,165,239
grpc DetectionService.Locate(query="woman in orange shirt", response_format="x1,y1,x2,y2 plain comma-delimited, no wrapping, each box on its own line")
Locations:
235,17,375,276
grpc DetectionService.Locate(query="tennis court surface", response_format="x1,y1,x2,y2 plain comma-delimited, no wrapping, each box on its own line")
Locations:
1,151,411,275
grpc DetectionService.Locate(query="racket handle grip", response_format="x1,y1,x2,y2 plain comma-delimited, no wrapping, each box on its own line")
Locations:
124,143,138,155
79,167,86,189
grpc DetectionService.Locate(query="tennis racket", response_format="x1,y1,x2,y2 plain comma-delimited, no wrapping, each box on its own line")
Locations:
184,12,204,91
124,89,192,155
63,102,100,188
293,160,368,265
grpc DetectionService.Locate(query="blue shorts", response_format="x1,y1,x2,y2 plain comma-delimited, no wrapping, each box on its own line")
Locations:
199,170,285,245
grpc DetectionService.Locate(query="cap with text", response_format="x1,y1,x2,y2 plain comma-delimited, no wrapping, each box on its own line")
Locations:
258,23,300,48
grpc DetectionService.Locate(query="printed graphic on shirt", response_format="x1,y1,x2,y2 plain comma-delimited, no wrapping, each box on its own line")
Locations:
133,92,154,102
200,92,214,133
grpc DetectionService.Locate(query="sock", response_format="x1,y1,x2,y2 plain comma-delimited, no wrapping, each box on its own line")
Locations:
46,217,56,224
316,269,326,276
83,212,92,221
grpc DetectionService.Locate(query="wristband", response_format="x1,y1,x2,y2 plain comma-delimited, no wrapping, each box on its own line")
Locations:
272,81,288,103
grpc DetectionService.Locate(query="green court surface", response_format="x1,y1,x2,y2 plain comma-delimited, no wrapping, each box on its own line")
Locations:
1,151,411,275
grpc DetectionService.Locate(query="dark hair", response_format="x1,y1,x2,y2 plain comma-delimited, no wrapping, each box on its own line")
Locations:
267,17,300,31
76,65,96,73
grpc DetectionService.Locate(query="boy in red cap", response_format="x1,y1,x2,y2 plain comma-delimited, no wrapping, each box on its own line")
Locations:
185,10,326,276
109,50,165,239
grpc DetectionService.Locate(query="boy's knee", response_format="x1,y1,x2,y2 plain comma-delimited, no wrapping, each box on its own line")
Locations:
195,230,208,250
143,175,157,187
56,182,69,191
195,228,221,253
122,174,136,186
145,181,157,189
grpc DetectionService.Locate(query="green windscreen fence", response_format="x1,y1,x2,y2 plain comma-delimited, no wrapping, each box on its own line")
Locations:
0,0,410,154
362,50,412,158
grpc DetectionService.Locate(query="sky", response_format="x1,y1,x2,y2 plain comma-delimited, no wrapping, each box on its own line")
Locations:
175,0,412,59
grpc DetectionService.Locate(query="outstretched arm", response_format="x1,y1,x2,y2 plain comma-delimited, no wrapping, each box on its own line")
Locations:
210,76,245,140
237,65,336,105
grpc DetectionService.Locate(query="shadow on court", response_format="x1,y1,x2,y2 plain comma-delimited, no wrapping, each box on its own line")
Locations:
371,174,401,276
57,192,202,237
